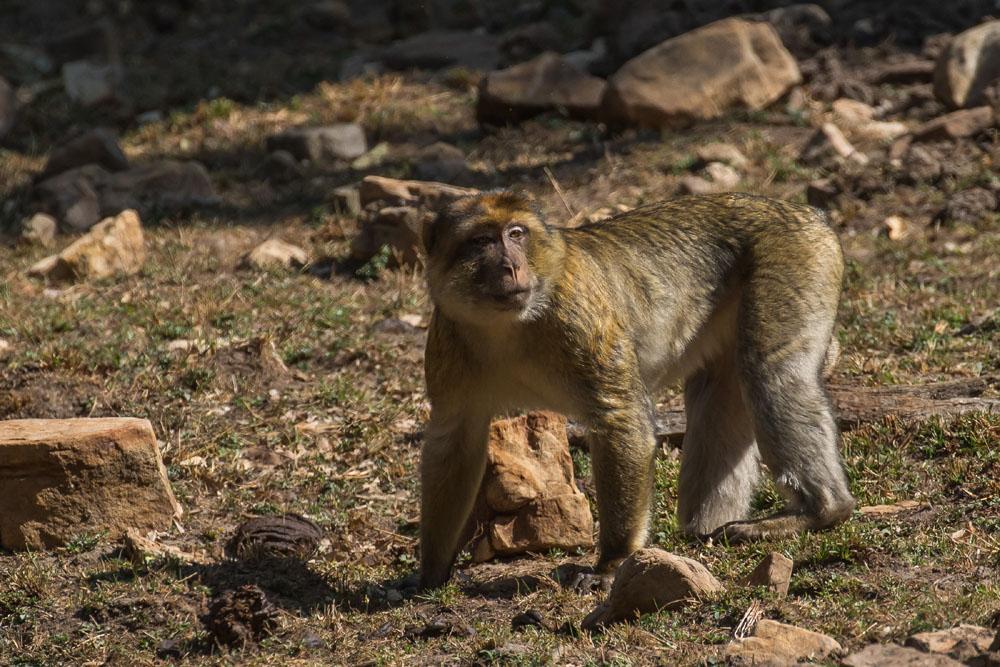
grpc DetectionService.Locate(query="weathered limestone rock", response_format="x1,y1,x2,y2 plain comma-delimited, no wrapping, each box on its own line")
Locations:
744,552,793,597
843,643,964,666
266,124,367,162
243,239,309,271
934,20,1000,109
41,127,129,180
581,548,723,629
470,412,594,562
27,209,145,282
725,619,842,663
477,52,606,125
0,418,182,550
603,18,801,128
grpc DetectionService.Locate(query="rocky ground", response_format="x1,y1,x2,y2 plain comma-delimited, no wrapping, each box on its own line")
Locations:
0,1,998,665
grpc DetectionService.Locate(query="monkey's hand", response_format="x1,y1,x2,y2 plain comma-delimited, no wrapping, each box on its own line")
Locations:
708,513,813,544
568,570,615,595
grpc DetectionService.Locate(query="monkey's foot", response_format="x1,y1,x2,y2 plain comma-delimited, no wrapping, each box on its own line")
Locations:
569,571,615,595
709,514,812,544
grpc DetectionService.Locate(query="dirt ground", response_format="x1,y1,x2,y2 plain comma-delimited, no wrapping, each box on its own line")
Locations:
1,2,998,665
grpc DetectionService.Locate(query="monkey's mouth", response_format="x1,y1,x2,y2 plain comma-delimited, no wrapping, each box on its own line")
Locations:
486,287,531,308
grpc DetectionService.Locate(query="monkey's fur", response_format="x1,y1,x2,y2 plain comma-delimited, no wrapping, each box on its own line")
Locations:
418,191,855,589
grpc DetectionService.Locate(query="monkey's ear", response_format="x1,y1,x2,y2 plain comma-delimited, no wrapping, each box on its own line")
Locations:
406,210,440,255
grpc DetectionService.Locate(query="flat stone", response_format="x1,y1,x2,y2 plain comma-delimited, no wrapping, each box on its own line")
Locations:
266,124,367,162
843,644,964,666
913,107,995,141
726,619,841,663
0,418,181,550
40,127,129,180
906,625,996,661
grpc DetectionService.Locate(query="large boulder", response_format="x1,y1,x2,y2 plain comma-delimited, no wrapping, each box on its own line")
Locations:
477,52,606,125
602,18,801,129
581,548,723,629
0,418,181,550
934,20,1000,109
381,30,499,71
468,412,594,562
265,124,367,162
27,209,145,282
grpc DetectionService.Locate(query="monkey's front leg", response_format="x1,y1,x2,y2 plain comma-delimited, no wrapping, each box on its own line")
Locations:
588,399,658,574
419,411,491,590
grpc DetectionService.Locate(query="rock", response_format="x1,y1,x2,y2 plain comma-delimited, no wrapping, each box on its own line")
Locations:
511,609,546,631
350,141,390,170
301,0,350,30
359,175,478,207
872,59,936,85
62,60,119,107
883,215,910,241
27,209,145,282
261,150,304,180
801,123,869,165
0,339,11,359
0,76,14,139
725,619,842,663
470,412,593,561
413,142,471,184
332,184,361,216
902,144,942,182
203,585,279,648
20,213,57,248
677,175,717,196
267,124,367,162
226,514,323,560
581,549,723,629
940,187,997,225
907,625,996,662
806,177,840,208
831,98,909,142
0,417,182,550
243,239,309,271
704,162,740,189
477,52,606,125
350,205,429,268
934,20,1000,109
603,18,801,129
744,552,793,597
382,30,499,71
913,107,995,141
40,127,129,180
35,160,218,231
122,528,210,566
155,638,183,660
843,644,964,666
694,142,748,170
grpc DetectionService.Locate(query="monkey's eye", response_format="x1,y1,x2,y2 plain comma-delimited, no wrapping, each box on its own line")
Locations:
507,225,527,240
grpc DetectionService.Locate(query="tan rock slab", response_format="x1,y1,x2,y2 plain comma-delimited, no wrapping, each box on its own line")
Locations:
726,619,841,663
842,643,964,666
744,552,793,597
0,418,182,550
906,625,996,662
27,209,145,282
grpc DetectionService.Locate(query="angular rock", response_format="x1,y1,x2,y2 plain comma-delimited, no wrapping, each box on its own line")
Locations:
603,18,801,129
359,175,477,207
489,494,594,555
332,184,361,216
413,142,471,185
934,20,1000,109
471,412,593,562
266,124,367,162
382,30,499,71
243,239,309,271
36,160,217,231
62,60,119,106
913,107,995,141
20,213,58,248
0,76,14,139
350,205,430,267
581,549,723,629
0,417,182,550
726,619,841,663
906,625,996,662
27,209,145,282
694,142,748,170
477,52,606,125
843,644,964,666
40,127,129,180
744,552,793,597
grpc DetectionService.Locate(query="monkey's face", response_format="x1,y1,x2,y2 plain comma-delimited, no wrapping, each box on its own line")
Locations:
424,192,560,323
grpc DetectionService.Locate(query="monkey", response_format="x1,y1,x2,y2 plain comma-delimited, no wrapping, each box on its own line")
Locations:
417,191,856,590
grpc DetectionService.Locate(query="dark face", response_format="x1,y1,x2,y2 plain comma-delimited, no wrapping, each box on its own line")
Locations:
425,192,559,321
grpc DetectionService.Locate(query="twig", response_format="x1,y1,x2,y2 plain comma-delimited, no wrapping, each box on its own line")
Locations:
543,166,575,217
733,599,764,639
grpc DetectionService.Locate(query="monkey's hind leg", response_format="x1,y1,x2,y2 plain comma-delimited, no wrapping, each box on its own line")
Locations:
713,342,855,544
678,357,760,538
